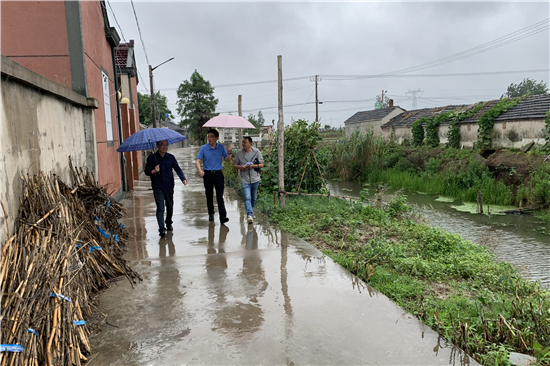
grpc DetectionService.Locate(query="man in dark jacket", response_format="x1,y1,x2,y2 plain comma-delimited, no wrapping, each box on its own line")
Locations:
145,140,187,237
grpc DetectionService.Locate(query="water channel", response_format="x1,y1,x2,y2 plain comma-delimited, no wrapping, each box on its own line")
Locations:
326,180,550,288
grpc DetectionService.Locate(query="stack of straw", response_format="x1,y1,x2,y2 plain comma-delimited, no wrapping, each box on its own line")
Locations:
1,158,141,365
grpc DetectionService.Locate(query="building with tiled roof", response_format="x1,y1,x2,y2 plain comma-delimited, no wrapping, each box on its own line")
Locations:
344,100,406,137
115,40,138,80
378,94,550,148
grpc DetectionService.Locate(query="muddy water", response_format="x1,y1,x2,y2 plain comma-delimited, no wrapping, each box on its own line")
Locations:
327,180,550,288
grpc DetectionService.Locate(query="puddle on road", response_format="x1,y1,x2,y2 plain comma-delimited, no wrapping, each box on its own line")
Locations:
89,148,476,365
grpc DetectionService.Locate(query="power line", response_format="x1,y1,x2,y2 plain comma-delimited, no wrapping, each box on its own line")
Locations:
130,0,150,66
138,68,549,94
150,76,313,92
377,18,550,76
294,88,315,120
106,1,128,43
322,68,550,80
106,0,149,95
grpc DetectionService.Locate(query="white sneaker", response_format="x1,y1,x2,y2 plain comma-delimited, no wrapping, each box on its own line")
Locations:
247,215,254,224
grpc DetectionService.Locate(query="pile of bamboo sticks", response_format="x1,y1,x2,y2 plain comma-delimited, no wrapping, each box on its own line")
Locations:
1,158,141,365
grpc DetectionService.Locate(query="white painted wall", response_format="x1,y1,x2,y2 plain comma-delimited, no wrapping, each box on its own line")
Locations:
379,119,545,148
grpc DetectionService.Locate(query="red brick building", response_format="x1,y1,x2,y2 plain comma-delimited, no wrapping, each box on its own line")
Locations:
1,0,137,200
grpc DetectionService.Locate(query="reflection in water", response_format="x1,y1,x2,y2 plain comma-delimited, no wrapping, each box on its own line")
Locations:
206,224,269,336
159,232,176,258
127,193,149,260
280,231,294,365
155,233,183,324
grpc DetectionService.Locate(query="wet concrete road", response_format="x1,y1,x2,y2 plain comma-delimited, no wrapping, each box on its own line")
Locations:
90,147,477,366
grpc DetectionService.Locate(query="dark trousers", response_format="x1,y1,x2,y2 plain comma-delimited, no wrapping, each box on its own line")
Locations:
203,171,227,219
153,188,174,232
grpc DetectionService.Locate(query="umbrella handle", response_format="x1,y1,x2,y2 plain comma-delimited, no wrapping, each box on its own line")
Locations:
149,139,158,164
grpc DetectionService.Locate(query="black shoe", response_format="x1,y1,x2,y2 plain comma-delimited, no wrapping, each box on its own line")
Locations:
208,214,214,221
160,230,166,238
220,217,229,224
166,225,173,231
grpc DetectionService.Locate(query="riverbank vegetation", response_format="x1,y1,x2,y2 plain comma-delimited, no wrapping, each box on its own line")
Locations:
222,118,550,364
255,192,550,365
324,129,550,214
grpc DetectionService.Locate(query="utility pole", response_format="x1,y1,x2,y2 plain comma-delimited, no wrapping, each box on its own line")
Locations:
149,65,156,127
149,57,175,128
406,89,424,110
310,75,322,122
238,95,243,147
277,55,285,209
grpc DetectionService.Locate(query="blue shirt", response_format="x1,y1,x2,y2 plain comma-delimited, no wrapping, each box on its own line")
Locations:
145,151,186,191
196,143,228,171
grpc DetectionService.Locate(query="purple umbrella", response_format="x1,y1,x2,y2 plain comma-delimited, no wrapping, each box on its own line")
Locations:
116,127,186,152
202,115,255,129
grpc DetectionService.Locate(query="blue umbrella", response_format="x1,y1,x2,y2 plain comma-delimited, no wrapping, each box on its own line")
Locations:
117,128,186,152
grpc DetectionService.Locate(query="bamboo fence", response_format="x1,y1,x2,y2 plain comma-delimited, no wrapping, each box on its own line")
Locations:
1,158,141,365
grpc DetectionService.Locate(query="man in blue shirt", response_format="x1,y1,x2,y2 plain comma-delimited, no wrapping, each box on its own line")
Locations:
196,129,232,224
145,140,187,237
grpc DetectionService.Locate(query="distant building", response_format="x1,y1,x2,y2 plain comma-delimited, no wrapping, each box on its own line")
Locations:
343,102,406,137
379,94,550,148
260,125,273,136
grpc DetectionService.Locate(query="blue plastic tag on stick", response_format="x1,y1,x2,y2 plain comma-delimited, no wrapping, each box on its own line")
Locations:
49,292,73,303
0,344,24,352
89,246,102,253
27,328,38,337
73,320,86,326
97,227,110,238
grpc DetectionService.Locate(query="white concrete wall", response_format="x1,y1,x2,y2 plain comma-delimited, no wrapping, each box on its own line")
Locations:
381,126,413,145
1,63,97,243
491,119,546,148
380,119,545,148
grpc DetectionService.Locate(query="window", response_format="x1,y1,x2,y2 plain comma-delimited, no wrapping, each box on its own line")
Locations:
102,71,113,141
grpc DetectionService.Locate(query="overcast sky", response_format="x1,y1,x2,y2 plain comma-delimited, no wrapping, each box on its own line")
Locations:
109,1,550,128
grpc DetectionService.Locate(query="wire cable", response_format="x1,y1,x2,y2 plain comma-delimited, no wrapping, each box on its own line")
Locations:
130,0,150,66
294,88,315,120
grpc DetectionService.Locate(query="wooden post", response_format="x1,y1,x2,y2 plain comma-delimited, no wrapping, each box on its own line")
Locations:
277,55,285,208
477,189,483,214
238,95,243,148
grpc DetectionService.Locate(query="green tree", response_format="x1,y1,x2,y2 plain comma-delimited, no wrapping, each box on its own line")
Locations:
502,78,548,98
257,110,266,125
245,110,264,134
176,70,218,142
137,91,174,126
375,94,390,108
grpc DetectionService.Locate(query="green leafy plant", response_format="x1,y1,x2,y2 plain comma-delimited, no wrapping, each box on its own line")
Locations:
446,102,486,149
475,97,524,150
259,193,550,365
542,109,550,153
261,119,326,193
411,118,427,146
425,110,457,148
325,129,391,180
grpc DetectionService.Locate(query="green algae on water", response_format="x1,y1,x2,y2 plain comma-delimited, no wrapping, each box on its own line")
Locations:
450,202,516,216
